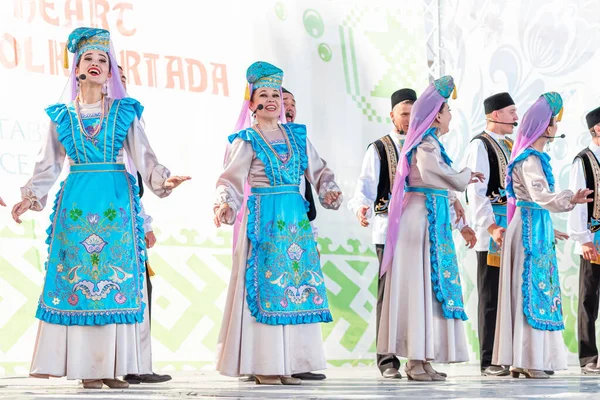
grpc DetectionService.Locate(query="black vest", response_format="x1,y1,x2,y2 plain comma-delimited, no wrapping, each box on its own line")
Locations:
304,183,317,222
575,148,600,232
136,171,145,198
469,132,512,205
372,134,399,214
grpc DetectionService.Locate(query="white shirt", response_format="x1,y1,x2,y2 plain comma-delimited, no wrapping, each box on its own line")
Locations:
567,142,600,254
348,129,405,244
464,130,511,252
348,129,466,244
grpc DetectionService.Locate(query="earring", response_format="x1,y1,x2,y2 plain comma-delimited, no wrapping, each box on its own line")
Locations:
545,140,551,152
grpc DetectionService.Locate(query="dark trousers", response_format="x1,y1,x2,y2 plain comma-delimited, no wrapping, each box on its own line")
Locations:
375,245,401,373
476,251,500,370
578,256,600,367
146,262,153,325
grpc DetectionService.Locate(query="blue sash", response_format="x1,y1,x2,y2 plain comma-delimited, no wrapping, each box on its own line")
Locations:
406,186,468,320
246,185,332,325
487,205,507,267
517,200,564,331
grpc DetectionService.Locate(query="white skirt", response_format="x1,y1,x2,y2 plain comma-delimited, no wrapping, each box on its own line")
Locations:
377,192,469,363
30,274,152,380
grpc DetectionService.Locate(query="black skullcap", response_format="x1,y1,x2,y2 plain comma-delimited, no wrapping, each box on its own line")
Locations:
282,87,293,95
586,106,600,129
484,92,515,114
391,88,417,110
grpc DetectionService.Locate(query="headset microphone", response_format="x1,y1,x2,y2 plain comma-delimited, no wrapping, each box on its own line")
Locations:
487,119,517,127
542,134,566,139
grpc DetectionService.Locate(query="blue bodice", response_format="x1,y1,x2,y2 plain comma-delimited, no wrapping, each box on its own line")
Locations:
45,98,143,164
228,123,308,187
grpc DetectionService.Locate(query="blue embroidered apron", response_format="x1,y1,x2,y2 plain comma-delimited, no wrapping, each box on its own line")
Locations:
488,204,507,267
36,98,146,326
507,149,563,331
406,186,468,320
517,200,564,331
229,123,332,326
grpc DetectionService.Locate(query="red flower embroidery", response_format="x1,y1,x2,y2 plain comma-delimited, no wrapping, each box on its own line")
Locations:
67,293,79,306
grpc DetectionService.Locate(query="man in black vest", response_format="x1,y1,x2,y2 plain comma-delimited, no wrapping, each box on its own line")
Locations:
281,87,324,381
568,106,600,375
464,92,517,376
118,66,172,385
348,89,415,379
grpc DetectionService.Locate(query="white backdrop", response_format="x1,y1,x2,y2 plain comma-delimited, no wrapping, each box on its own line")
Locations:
1,0,599,376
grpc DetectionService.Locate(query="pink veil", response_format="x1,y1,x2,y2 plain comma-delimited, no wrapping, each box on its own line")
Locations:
505,95,555,223
379,83,448,276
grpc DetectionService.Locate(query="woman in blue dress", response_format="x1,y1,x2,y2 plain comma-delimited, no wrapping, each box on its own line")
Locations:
492,93,591,378
213,62,342,385
11,27,190,389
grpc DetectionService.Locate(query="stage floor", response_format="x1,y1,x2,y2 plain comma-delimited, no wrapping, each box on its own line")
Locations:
1,364,600,399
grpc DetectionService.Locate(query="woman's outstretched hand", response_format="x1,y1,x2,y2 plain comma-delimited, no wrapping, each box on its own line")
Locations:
214,203,233,228
164,175,192,190
469,172,485,184
12,198,32,224
570,189,593,205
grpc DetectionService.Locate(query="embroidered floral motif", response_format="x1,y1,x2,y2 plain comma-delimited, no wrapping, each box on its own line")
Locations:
425,193,468,320
114,292,127,304
520,204,564,331
287,243,304,261
86,213,100,225
42,197,141,318
69,208,83,221
84,122,102,146
67,293,79,306
246,189,331,325
80,234,107,254
103,208,117,221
